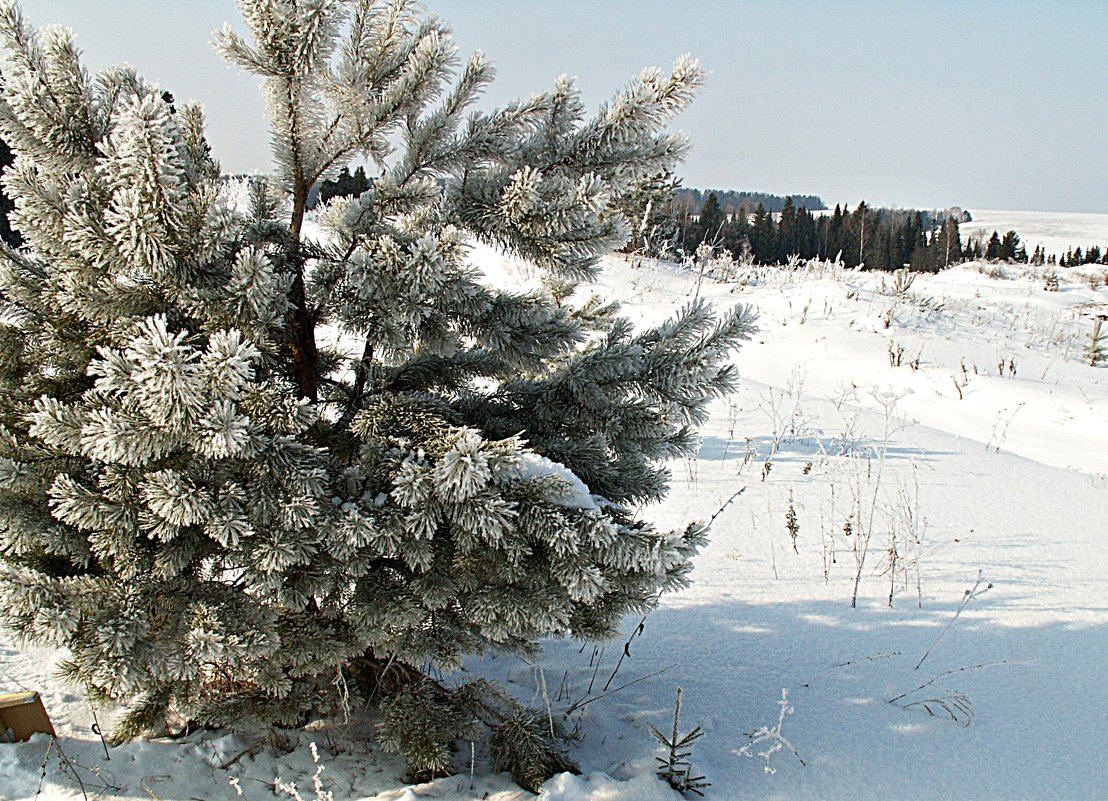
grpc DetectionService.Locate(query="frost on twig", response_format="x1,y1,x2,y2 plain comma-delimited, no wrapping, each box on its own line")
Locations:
267,742,334,801
735,689,805,774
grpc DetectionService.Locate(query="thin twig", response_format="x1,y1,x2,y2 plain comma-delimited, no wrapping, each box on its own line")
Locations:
2,668,32,692
602,611,650,691
800,651,900,688
708,486,746,526
565,666,672,716
915,571,992,670
52,739,90,801
888,659,1031,705
90,707,110,761
34,737,55,801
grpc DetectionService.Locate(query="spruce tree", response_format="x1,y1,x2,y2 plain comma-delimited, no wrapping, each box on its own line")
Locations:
984,230,1002,260
999,230,1023,262
777,196,797,260
697,191,723,242
0,0,754,786
750,203,774,263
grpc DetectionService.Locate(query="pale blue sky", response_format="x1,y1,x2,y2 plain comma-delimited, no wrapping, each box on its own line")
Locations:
16,1,1108,213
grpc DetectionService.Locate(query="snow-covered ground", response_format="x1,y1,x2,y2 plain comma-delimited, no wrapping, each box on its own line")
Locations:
961,208,1108,258
3,217,1107,801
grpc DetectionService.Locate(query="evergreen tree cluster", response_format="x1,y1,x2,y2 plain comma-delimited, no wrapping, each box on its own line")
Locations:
674,187,825,216
946,229,1108,269
973,229,1027,263
668,193,968,272
0,0,755,785
1055,243,1107,268
312,164,371,208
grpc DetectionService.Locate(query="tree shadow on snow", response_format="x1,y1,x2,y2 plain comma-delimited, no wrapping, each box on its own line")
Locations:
531,595,1107,801
696,434,951,464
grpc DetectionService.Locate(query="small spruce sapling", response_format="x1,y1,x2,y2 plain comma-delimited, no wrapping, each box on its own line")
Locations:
650,687,709,797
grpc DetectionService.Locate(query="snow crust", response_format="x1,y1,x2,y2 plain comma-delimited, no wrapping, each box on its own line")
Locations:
3,213,1107,801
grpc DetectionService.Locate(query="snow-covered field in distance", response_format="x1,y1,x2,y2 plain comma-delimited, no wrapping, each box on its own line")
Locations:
961,208,1108,256
2,208,1107,801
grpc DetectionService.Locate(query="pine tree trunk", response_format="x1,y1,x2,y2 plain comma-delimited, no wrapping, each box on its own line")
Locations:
289,180,319,401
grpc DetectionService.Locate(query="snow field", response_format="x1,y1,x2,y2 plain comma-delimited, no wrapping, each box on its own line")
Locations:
961,208,1108,259
481,246,1108,799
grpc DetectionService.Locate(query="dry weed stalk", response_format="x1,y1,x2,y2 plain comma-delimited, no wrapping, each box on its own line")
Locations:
915,571,992,670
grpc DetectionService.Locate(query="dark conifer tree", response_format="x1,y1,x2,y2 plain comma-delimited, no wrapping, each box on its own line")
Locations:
985,230,1002,260
777,196,796,260
999,230,1023,262
939,216,962,268
698,191,723,242
829,204,844,258
750,203,774,263
909,224,932,272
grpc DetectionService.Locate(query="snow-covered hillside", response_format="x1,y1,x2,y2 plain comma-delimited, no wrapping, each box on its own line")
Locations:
962,208,1108,258
3,223,1107,801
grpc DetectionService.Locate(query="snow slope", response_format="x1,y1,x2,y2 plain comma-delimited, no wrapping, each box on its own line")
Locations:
3,220,1107,801
961,208,1108,258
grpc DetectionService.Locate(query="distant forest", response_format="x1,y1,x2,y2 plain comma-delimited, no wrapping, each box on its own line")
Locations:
674,188,826,215
654,189,1108,271
674,196,969,272
627,183,984,272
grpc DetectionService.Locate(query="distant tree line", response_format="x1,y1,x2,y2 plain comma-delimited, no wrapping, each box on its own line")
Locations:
664,191,970,272
674,187,826,216
1054,244,1107,267
636,186,1108,274
968,232,1108,267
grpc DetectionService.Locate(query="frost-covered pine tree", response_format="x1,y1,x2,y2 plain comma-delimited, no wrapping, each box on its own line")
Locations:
0,0,754,787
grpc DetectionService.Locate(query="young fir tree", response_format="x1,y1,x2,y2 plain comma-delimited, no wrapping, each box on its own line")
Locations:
0,0,755,787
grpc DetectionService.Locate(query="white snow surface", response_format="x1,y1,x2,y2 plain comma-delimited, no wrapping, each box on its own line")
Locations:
961,207,1108,258
3,214,1108,801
